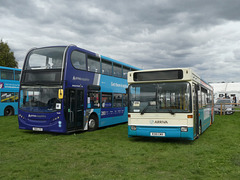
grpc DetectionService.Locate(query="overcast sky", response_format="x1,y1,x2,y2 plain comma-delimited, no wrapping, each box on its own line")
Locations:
1,0,240,82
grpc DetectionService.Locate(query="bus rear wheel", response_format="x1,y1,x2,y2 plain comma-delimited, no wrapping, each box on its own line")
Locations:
88,114,98,131
4,106,14,116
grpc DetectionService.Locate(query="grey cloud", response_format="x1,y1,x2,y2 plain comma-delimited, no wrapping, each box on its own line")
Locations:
0,0,240,82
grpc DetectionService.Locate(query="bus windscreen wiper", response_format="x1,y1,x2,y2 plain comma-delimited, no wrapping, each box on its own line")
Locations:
141,101,156,115
168,109,175,115
141,104,150,115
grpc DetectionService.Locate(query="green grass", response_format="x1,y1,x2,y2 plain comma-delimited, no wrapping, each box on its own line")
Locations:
0,113,240,180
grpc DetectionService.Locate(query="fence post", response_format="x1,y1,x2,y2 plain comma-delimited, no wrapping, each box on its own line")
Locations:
223,104,226,115
220,104,222,116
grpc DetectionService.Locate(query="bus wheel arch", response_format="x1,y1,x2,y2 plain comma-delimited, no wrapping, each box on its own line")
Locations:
4,106,14,116
88,113,99,131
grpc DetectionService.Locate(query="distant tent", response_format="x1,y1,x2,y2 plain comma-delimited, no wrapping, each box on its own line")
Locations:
210,82,240,103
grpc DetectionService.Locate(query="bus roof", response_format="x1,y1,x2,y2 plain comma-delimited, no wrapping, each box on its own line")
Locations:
101,55,141,70
70,45,140,70
29,45,141,71
0,66,21,71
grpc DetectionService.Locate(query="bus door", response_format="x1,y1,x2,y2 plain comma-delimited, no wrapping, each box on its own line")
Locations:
66,89,84,131
193,84,199,137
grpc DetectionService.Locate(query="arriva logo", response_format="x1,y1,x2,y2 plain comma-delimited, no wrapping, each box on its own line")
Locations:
150,120,168,124
150,120,155,124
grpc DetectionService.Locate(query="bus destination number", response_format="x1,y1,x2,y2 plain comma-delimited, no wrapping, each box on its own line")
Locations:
150,132,165,137
32,127,43,131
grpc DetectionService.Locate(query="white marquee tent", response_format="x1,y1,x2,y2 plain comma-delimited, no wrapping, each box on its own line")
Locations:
210,82,240,103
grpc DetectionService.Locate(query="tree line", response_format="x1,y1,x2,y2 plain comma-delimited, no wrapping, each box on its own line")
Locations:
0,39,18,68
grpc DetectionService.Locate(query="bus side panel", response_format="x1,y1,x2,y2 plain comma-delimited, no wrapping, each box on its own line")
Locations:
100,75,128,93
0,103,19,116
99,107,127,127
0,80,20,116
198,108,212,133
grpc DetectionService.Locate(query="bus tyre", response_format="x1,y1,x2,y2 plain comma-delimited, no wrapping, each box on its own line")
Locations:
4,106,14,116
88,115,98,131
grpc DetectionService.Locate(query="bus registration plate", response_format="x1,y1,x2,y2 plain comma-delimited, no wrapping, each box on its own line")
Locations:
150,132,165,137
32,127,43,131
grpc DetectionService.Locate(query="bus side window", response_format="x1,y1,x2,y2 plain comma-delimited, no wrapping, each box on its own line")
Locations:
102,93,112,108
1,92,14,102
198,90,202,108
15,71,21,81
113,94,123,107
113,64,122,78
102,60,112,76
123,66,130,79
15,92,19,102
201,87,208,108
123,94,128,107
88,57,100,73
1,69,13,80
71,51,87,70
87,92,100,108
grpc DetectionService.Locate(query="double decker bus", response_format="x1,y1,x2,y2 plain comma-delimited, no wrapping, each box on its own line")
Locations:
0,66,21,116
128,68,214,140
18,45,140,133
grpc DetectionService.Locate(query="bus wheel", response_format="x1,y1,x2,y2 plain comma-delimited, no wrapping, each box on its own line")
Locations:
88,114,98,131
4,106,14,116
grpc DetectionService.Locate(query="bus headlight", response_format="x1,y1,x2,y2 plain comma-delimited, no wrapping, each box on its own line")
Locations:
181,126,188,132
130,126,137,131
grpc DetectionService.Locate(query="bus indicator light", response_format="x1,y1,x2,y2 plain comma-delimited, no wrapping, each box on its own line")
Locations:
187,115,193,118
58,89,64,99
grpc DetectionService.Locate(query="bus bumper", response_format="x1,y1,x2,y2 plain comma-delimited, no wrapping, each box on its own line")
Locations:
128,126,194,140
18,116,66,133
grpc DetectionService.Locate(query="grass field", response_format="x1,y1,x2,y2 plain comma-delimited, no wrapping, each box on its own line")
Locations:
0,113,240,180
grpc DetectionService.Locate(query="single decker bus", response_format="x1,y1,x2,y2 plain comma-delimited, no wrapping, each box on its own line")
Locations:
128,68,214,140
0,66,21,116
18,45,140,133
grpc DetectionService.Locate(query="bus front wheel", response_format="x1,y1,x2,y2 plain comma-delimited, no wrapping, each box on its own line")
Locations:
4,106,14,116
88,114,98,131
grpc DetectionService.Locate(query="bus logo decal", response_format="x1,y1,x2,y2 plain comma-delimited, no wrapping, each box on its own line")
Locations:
150,120,168,124
72,76,90,82
0,82,4,89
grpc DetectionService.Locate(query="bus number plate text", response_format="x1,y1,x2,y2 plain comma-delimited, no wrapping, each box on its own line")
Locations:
150,132,165,137
32,127,43,131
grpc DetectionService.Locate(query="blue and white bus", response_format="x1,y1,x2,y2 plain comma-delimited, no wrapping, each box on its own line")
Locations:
128,68,214,140
0,66,21,116
18,45,140,133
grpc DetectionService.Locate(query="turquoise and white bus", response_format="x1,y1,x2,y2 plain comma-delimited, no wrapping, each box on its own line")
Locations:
128,68,214,140
0,66,21,116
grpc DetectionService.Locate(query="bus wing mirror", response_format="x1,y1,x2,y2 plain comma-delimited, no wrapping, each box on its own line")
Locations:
58,89,64,99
